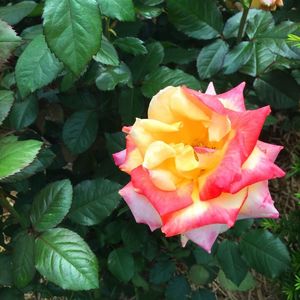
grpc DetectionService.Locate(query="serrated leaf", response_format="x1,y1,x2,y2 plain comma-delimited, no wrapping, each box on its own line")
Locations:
165,276,190,300
240,229,290,278
93,36,119,66
222,42,254,74
8,95,38,130
35,228,99,290
98,0,135,21
0,139,42,180
167,0,223,40
68,178,121,226
141,66,201,98
246,10,274,39
108,248,134,282
217,240,248,286
0,1,37,25
253,71,300,109
12,232,35,288
197,39,229,79
30,179,73,231
15,35,62,98
218,270,255,292
114,37,147,56
0,90,14,125
62,110,99,154
43,0,102,75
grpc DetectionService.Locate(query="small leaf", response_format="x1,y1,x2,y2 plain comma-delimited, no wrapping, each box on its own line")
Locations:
108,248,134,282
30,179,73,231
149,260,176,284
0,138,42,180
15,35,62,98
98,0,135,21
197,39,229,79
141,66,201,98
93,36,119,66
188,265,210,285
165,276,190,300
35,228,99,290
62,110,99,154
114,37,147,56
68,178,121,226
0,1,37,25
105,132,126,155
0,90,14,125
43,0,102,75
12,232,35,288
240,229,290,278
218,270,255,292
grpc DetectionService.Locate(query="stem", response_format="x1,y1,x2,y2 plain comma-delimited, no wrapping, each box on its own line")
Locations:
0,191,27,229
237,6,250,43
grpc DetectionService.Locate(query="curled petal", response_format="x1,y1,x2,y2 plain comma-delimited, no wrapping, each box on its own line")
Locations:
120,182,162,231
112,150,126,166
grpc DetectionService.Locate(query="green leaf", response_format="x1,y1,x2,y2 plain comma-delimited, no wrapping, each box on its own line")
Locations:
0,138,42,180
167,0,223,40
93,36,119,66
0,288,23,300
0,20,21,69
165,276,190,300
35,228,99,290
121,224,148,252
43,0,102,75
108,248,134,282
197,39,229,79
62,110,99,154
95,62,132,91
30,179,73,231
222,42,254,75
246,10,274,39
191,290,216,300
218,270,255,292
0,1,37,25
105,132,126,155
114,37,148,56
141,66,201,98
217,240,248,286
163,46,198,65
229,219,254,237
140,0,164,5
98,0,135,21
240,229,290,278
118,88,144,124
12,232,35,288
149,260,175,284
8,95,38,130
0,254,13,285
136,5,163,19
68,178,121,226
188,265,210,285
130,41,164,82
0,90,14,125
253,71,300,109
15,35,62,98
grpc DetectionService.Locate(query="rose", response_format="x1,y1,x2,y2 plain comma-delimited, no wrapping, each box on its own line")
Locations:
113,83,285,252
251,0,283,10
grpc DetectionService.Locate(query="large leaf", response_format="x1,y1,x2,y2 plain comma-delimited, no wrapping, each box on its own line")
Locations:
62,110,99,154
197,39,229,79
15,35,62,98
93,36,119,66
0,1,37,25
35,228,99,290
12,232,35,288
141,66,201,98
246,10,274,39
43,0,102,75
253,71,300,109
0,138,42,180
114,37,147,56
68,178,121,226
167,0,223,40
30,179,73,231
0,90,14,125
107,248,134,282
98,0,135,21
8,95,38,130
240,229,290,278
217,240,248,286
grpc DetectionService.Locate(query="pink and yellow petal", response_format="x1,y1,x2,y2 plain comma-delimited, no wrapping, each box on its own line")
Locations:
112,149,126,166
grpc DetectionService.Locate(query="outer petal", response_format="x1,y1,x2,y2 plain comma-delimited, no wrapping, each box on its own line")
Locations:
113,150,126,166
119,182,162,231
239,181,279,219
181,224,228,253
161,187,248,236
130,166,193,215
257,141,283,162
205,82,217,95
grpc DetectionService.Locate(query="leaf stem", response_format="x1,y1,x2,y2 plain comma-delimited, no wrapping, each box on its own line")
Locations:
237,2,252,43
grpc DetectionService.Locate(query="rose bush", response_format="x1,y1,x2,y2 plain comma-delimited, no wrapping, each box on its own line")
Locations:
113,83,285,252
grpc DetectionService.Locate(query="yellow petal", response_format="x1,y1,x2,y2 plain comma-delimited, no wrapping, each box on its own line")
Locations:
208,113,231,142
175,145,200,178
149,169,178,191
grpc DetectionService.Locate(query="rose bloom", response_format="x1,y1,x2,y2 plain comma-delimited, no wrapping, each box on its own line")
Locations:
251,0,283,10
113,83,285,252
